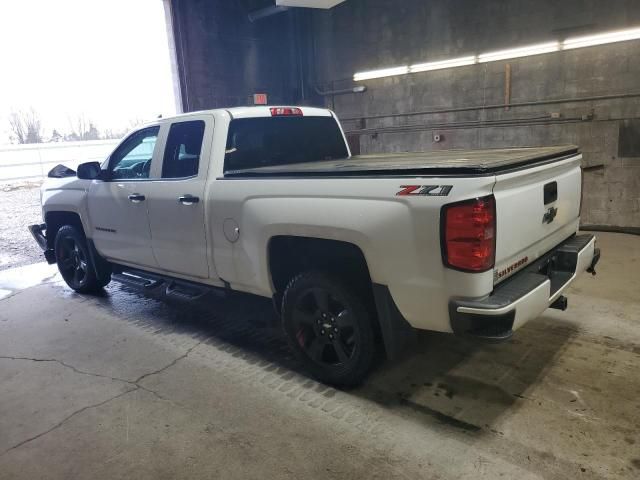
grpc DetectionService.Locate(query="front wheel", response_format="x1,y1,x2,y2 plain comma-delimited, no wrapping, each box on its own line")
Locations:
281,271,376,387
54,225,104,294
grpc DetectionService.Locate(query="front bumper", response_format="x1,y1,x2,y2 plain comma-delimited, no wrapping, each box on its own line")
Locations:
28,224,56,264
449,234,600,341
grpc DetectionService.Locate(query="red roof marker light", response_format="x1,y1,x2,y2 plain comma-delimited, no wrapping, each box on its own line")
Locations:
270,107,303,116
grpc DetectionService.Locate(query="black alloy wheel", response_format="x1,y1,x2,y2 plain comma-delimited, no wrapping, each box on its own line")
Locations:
282,272,376,387
293,287,358,366
54,225,103,293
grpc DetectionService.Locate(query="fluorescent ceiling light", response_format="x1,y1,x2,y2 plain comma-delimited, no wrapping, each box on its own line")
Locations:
478,42,560,63
276,0,346,8
410,56,476,73
563,27,640,50
353,66,409,81
352,25,640,81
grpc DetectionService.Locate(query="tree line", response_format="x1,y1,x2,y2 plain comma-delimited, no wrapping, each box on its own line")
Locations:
6,108,143,144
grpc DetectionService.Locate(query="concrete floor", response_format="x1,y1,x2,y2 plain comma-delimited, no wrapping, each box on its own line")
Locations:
0,232,638,479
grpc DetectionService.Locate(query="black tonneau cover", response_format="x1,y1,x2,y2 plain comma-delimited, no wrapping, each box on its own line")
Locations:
224,145,579,177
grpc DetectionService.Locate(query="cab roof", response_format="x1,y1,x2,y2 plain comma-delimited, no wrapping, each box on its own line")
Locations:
160,106,334,122
226,106,333,118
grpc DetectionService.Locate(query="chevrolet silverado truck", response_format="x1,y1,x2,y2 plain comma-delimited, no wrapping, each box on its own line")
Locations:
29,106,600,386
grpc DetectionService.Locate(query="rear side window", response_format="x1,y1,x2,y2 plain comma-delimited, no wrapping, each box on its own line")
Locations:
224,116,349,172
162,120,205,179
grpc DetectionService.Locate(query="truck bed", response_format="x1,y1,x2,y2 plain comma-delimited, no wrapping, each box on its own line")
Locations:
224,145,579,177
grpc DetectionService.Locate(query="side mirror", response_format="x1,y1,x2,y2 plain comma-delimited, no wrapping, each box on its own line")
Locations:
77,161,103,180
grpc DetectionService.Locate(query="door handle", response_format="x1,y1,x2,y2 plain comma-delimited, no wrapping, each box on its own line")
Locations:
178,195,200,205
128,193,145,203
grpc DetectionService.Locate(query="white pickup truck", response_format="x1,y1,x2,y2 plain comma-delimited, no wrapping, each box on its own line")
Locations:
30,106,600,386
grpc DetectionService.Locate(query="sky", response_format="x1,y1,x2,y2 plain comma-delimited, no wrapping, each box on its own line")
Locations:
0,0,176,144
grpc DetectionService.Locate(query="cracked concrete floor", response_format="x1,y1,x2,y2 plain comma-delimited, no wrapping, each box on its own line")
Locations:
0,232,639,479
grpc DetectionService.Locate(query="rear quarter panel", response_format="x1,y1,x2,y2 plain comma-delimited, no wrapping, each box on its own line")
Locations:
209,175,496,332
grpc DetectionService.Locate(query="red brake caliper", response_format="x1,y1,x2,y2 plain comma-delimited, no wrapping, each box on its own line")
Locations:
296,329,306,347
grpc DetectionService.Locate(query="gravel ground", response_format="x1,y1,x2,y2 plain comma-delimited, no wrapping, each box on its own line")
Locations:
0,182,44,271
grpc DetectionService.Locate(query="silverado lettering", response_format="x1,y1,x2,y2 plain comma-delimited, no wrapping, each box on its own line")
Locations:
494,256,529,281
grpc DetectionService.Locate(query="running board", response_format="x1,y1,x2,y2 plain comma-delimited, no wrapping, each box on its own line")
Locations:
112,272,165,290
111,266,221,302
165,280,209,301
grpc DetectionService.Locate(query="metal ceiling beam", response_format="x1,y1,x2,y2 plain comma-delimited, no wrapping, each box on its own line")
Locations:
248,4,290,22
276,0,346,9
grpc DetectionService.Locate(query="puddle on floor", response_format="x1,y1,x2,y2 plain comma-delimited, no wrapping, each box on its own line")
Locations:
0,262,58,294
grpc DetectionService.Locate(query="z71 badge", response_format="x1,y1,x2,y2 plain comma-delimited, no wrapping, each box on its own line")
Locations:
396,185,453,196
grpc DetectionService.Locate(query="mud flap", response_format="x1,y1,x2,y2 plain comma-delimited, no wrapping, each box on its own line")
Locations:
86,239,112,285
371,284,416,360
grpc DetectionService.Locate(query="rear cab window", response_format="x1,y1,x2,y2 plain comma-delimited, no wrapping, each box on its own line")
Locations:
224,116,349,172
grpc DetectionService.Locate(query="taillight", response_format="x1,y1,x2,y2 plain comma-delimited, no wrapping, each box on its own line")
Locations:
270,107,303,116
442,195,496,272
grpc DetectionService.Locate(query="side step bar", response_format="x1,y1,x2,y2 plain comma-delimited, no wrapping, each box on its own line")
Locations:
111,267,221,301
112,272,164,290
165,280,209,301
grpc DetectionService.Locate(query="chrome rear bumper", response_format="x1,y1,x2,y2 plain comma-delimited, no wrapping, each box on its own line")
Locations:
449,234,599,341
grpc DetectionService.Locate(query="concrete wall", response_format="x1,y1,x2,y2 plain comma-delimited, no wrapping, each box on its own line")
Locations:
310,0,640,228
169,0,302,110
171,0,640,228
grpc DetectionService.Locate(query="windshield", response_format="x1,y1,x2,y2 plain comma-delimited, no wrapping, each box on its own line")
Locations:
224,116,349,172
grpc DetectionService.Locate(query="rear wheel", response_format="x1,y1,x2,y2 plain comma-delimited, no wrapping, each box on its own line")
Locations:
281,271,376,387
54,225,104,293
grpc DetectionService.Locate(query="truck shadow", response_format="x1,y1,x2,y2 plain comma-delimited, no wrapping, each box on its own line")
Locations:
357,320,577,431
94,282,577,433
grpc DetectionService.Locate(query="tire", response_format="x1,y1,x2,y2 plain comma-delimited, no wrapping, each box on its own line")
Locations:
54,225,104,293
281,271,376,387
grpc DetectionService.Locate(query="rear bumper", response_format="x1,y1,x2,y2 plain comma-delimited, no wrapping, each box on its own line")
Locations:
449,234,599,341
28,224,56,264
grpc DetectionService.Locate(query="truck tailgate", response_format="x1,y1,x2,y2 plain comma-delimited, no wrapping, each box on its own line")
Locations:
492,153,582,284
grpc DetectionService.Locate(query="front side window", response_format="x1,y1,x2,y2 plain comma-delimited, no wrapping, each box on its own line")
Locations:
109,126,159,180
162,120,205,179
